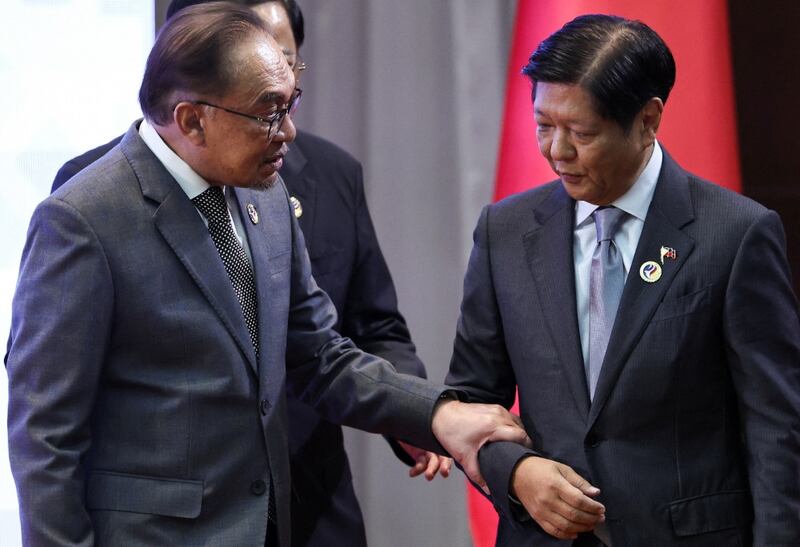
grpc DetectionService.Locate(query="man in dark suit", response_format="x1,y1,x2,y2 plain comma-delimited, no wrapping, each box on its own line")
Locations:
6,5,530,546
50,1,447,544
446,14,800,546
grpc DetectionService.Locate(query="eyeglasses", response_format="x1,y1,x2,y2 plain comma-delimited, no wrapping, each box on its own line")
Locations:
294,55,307,74
193,88,302,139
286,52,307,76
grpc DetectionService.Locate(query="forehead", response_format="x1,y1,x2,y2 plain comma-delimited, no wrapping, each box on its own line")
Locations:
228,34,295,105
533,82,602,122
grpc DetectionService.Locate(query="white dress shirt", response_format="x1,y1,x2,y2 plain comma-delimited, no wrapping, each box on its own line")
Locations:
138,119,254,265
573,141,663,368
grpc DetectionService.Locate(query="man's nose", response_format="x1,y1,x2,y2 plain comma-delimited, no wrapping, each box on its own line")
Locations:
549,130,575,161
274,113,297,143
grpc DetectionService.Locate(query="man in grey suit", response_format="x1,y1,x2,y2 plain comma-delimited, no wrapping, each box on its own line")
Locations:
5,4,529,546
47,1,451,544
446,14,800,546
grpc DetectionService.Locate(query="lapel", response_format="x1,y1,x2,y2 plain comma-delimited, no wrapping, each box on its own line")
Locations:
120,123,258,375
523,184,591,418
588,150,696,428
280,131,317,238
232,183,290,394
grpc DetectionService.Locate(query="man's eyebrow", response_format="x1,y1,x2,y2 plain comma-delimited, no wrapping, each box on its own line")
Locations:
256,91,285,105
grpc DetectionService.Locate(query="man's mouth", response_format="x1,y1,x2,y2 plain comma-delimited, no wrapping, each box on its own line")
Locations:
264,149,286,170
557,171,583,184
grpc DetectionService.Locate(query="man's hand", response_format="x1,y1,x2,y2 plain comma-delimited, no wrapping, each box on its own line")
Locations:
431,400,532,492
398,441,452,480
512,456,605,540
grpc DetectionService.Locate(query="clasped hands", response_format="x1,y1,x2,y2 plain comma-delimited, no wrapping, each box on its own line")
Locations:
430,399,532,492
399,400,530,484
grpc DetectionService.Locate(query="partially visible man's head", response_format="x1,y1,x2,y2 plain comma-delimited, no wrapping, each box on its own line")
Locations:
139,2,297,188
167,0,304,48
166,0,305,78
523,14,675,132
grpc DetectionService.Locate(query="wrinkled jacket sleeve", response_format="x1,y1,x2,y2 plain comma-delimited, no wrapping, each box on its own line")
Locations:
7,197,114,546
723,210,800,544
446,205,537,522
283,192,448,454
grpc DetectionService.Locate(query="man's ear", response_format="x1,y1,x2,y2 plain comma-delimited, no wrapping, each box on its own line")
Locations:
639,97,664,146
173,102,206,145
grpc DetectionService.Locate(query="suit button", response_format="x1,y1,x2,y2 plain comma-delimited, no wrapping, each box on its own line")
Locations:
250,479,266,496
259,399,270,415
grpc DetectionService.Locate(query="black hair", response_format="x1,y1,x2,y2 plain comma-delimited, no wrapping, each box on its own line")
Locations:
522,14,675,130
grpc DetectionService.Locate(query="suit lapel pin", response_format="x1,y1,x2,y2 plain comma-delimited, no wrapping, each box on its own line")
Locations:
246,203,259,225
659,246,677,264
639,260,662,283
289,196,303,219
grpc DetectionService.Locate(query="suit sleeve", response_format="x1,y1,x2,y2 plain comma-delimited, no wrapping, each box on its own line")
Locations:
339,163,429,465
340,164,425,378
7,198,114,546
723,210,800,544
283,202,448,454
446,205,537,522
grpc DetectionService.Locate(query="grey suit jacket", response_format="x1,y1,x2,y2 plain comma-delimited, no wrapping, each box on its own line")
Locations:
6,121,446,547
447,151,800,546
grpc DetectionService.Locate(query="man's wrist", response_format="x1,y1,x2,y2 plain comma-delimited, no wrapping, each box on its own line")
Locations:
433,389,466,415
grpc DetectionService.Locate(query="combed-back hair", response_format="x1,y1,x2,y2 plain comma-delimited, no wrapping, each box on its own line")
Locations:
167,0,305,47
522,14,676,130
139,2,269,125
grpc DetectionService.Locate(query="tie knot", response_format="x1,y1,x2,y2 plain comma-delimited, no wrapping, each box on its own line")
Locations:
593,206,625,243
191,186,228,225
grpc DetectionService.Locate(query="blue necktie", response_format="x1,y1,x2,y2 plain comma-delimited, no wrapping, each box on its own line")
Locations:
588,206,626,400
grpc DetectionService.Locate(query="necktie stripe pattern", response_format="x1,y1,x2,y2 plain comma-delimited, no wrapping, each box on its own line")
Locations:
588,206,626,400
191,186,259,356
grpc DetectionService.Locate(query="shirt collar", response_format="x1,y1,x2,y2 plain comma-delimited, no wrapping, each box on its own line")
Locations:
139,118,211,200
575,140,663,226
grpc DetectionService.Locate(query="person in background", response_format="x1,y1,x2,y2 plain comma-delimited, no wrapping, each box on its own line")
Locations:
446,13,800,546
49,1,448,545
7,4,530,545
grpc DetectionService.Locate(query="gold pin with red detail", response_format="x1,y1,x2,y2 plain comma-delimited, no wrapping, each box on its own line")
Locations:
246,203,259,225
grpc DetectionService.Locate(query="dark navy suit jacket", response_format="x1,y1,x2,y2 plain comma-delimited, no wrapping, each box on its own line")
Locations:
448,151,800,546
50,128,426,547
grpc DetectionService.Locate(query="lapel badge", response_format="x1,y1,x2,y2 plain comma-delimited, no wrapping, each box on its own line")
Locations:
659,246,677,264
639,260,662,283
246,203,259,225
289,196,303,219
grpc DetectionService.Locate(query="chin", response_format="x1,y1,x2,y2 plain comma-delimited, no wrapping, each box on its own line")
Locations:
561,184,589,203
561,183,606,205
253,172,279,190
